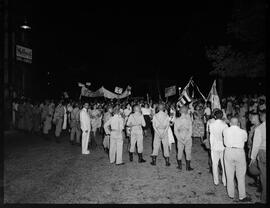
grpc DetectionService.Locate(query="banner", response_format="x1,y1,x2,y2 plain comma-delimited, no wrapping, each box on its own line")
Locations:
114,86,123,94
16,45,32,63
207,80,221,109
165,85,176,97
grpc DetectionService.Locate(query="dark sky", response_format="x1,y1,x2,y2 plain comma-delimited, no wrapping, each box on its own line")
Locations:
11,1,234,99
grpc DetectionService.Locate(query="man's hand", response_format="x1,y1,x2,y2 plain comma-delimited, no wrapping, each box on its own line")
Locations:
249,158,256,167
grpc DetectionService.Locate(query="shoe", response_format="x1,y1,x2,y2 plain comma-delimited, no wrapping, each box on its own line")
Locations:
116,162,125,166
186,160,194,171
248,182,258,187
177,160,182,170
138,153,146,163
239,197,252,202
129,152,133,162
165,157,171,166
150,156,157,166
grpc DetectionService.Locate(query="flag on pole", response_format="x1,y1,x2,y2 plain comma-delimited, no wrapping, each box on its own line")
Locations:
207,80,221,109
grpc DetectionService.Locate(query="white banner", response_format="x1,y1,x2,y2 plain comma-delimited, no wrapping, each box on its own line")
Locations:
16,45,32,63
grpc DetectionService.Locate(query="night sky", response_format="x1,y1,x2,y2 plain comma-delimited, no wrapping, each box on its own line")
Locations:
11,1,235,99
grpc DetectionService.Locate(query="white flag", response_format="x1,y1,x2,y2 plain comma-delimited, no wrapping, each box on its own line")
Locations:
207,80,221,109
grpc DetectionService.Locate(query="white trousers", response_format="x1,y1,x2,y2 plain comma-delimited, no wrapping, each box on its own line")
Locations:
81,130,90,154
211,150,226,186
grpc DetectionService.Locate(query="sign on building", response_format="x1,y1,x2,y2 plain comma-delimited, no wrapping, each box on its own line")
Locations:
165,85,176,97
16,45,32,63
114,86,123,94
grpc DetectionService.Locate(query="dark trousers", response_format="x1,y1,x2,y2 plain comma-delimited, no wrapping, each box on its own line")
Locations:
257,150,266,203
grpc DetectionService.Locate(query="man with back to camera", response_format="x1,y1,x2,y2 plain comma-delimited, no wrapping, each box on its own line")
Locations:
127,105,146,163
223,117,251,202
209,109,227,186
150,103,171,166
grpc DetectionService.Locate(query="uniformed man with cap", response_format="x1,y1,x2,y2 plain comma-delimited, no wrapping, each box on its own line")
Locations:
104,105,125,165
174,105,194,171
150,103,171,166
127,105,146,163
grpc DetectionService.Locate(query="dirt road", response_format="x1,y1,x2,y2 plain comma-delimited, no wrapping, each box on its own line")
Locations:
4,130,260,203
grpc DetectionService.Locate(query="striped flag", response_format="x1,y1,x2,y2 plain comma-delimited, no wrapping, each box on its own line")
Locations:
177,88,192,107
207,80,221,109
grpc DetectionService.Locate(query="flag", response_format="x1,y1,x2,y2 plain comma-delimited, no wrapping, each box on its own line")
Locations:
207,80,221,109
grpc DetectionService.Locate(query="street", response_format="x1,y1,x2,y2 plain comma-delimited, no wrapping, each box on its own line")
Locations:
4,130,260,204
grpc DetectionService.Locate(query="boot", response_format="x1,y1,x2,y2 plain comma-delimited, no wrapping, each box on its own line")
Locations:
138,153,146,163
165,157,171,166
150,156,156,166
177,160,182,170
186,160,193,171
129,152,133,162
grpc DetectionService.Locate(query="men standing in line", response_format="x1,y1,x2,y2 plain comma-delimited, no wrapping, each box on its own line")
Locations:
104,105,125,165
80,102,91,155
209,109,227,186
250,110,266,203
69,102,81,146
127,105,146,163
53,100,65,143
223,117,251,202
174,105,193,171
150,103,171,166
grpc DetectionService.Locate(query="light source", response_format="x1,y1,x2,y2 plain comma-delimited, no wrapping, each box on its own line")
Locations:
20,19,31,30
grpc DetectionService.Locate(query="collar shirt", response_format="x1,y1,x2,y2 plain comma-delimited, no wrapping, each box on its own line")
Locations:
223,125,247,149
127,112,146,132
152,111,170,130
209,119,228,151
80,108,91,131
71,107,80,121
141,107,151,115
206,118,216,133
251,122,266,159
104,114,124,137
174,114,193,140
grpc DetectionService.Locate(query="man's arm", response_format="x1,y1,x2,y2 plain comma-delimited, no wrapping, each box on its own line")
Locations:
104,118,111,135
250,127,262,160
141,115,146,127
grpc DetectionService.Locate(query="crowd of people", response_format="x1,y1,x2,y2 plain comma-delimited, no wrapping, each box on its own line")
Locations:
10,93,266,203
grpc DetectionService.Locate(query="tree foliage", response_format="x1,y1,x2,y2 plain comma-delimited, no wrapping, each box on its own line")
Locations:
206,0,266,78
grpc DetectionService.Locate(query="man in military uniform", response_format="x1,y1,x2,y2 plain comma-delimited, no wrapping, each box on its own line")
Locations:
104,105,125,165
127,105,146,163
150,103,171,166
69,102,81,145
53,100,65,143
174,105,194,171
102,105,113,153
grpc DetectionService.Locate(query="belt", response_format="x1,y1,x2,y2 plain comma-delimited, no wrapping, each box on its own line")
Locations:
226,147,242,149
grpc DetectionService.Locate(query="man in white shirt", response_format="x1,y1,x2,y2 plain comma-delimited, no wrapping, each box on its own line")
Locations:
80,102,91,155
209,109,227,186
249,110,266,203
223,117,251,202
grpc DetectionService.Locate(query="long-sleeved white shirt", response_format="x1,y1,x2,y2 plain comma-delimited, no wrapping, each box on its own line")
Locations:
223,125,247,149
251,121,266,159
80,108,91,132
209,119,228,151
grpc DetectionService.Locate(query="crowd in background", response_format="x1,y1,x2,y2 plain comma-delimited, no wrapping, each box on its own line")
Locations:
10,93,266,203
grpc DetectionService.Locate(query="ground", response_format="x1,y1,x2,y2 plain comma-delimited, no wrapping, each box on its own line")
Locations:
4,129,261,204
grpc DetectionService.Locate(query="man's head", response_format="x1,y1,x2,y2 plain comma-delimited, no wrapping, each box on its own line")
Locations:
113,105,120,115
134,105,141,113
259,110,266,122
214,109,223,120
83,102,89,109
158,103,165,112
230,117,239,126
249,112,260,125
